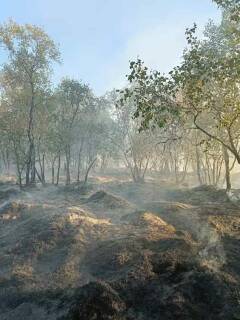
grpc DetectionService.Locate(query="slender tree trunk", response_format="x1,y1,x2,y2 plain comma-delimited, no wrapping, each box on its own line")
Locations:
174,158,179,184
84,158,97,185
26,159,30,185
77,156,81,182
26,80,36,186
65,145,71,185
42,154,45,183
6,148,10,174
16,158,23,188
12,141,23,188
52,165,55,185
30,147,36,184
77,141,84,183
26,130,35,185
51,156,57,185
180,156,189,183
222,145,231,191
56,155,61,185
196,146,203,185
142,156,150,181
100,154,108,173
2,151,7,172
36,168,44,185
205,154,212,185
38,150,45,184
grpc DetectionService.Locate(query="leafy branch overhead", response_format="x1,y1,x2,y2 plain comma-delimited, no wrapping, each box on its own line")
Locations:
117,59,180,131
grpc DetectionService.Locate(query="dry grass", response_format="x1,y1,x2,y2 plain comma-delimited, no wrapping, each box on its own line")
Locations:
208,215,240,236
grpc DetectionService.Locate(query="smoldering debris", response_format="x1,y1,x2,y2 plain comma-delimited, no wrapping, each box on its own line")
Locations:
86,190,134,210
0,181,239,320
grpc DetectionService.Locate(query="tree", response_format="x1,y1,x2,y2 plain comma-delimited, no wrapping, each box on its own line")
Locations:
113,92,156,183
0,20,60,185
118,1,239,190
116,60,181,182
118,59,179,131
0,91,27,186
213,0,240,22
171,14,240,183
55,78,92,185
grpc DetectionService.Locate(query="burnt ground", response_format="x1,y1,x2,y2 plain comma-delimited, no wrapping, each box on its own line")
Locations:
0,176,239,319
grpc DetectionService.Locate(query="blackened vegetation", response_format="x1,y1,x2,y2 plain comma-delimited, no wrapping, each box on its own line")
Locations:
65,255,231,320
0,182,239,320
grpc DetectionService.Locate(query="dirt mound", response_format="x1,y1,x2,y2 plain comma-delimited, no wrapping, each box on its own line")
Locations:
0,188,19,201
142,201,193,214
209,214,240,236
0,302,48,320
67,281,126,320
67,206,96,219
87,191,133,209
167,186,229,205
66,251,233,320
83,230,194,283
123,211,175,233
193,184,219,192
0,201,26,221
0,198,116,308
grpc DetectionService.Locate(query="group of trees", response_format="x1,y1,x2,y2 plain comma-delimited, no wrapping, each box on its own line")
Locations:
0,21,116,187
0,0,239,191
119,0,240,191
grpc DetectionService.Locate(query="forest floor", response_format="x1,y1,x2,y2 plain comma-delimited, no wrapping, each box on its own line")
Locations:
0,174,239,319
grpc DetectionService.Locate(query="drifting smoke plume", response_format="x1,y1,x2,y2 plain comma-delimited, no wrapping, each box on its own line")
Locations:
198,224,226,271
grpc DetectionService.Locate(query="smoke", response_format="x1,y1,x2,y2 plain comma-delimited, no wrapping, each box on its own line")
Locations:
197,223,226,271
176,208,226,271
173,207,226,270
143,201,227,272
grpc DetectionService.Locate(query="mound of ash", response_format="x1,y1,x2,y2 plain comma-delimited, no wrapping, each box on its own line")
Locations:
0,201,26,221
86,191,133,209
167,185,229,205
122,210,176,233
142,201,193,215
83,235,193,282
0,187,19,201
82,207,194,281
59,182,95,196
66,281,126,320
67,206,96,219
65,250,234,320
0,302,50,320
209,214,240,236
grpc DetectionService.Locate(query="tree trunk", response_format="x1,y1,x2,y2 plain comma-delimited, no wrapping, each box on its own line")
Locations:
42,154,45,183
84,158,97,185
56,155,61,185
77,141,84,183
52,165,55,185
222,145,231,191
180,156,189,183
196,146,203,185
36,168,44,185
51,156,57,185
65,146,71,185
26,81,36,186
12,141,23,188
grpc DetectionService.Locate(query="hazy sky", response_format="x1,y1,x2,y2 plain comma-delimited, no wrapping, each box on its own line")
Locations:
0,0,221,95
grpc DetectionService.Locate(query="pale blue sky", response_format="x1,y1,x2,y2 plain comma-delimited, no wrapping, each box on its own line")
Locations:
0,0,221,95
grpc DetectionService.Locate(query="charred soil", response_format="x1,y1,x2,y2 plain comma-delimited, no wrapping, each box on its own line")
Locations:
0,179,239,320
